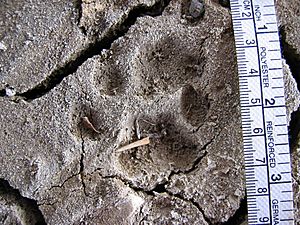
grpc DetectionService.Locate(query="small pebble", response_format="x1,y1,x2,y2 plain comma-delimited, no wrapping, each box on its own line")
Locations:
0,42,7,51
189,0,205,18
5,86,16,97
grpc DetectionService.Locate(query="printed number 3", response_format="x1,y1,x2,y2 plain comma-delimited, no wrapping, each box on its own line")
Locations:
246,39,255,45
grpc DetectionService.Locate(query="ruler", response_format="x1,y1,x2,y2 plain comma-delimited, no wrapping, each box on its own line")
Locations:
230,0,294,224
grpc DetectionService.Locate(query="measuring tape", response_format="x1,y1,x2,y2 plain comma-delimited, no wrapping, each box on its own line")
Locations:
230,0,294,224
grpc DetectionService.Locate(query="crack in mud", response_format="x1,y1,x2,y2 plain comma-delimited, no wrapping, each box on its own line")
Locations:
91,127,220,192
166,191,213,225
182,130,221,174
83,126,223,223
165,128,222,182
160,129,223,225
112,130,221,224
46,128,87,196
42,125,228,224
0,178,47,225
98,173,214,225
4,0,171,101
47,172,79,192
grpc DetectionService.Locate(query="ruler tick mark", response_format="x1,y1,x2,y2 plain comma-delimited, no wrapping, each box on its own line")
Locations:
278,162,290,165
278,152,290,155
269,68,282,70
275,142,289,145
270,181,292,185
264,4,275,7
275,124,287,127
275,114,285,117
257,31,278,34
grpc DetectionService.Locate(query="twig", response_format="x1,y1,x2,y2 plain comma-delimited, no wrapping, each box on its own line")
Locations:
135,117,141,139
116,137,150,153
82,117,100,133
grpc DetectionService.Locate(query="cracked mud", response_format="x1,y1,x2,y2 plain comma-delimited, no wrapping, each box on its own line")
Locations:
0,0,300,224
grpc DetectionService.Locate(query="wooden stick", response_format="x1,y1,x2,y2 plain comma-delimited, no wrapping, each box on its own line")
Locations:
82,117,100,133
116,137,150,153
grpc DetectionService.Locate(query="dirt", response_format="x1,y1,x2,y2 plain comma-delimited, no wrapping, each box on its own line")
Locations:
0,0,299,224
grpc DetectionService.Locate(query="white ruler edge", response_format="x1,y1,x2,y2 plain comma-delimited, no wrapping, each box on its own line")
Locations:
230,0,295,224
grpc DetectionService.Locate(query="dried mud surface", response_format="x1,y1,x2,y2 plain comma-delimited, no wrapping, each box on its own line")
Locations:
0,0,300,224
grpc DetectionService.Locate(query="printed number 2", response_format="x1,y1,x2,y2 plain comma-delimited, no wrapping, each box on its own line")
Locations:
242,12,251,17
265,98,275,106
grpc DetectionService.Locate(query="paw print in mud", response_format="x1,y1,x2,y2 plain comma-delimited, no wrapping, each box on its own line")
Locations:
78,28,212,189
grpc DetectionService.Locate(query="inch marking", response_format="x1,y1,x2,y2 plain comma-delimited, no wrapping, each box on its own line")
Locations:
269,181,292,185
257,31,278,34
264,105,286,109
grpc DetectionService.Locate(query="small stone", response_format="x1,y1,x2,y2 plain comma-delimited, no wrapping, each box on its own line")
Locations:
0,42,7,51
5,86,16,97
189,0,205,18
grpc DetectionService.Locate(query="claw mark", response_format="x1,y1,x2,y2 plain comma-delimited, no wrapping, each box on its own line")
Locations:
116,137,150,152
82,116,100,133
